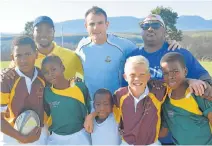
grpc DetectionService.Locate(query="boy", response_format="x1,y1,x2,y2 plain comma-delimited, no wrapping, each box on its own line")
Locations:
91,88,121,145
113,55,167,145
0,36,47,145
159,52,212,145
41,55,91,145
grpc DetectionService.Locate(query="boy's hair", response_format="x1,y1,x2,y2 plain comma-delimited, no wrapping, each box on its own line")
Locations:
85,6,107,21
41,55,64,69
94,88,113,104
124,55,150,74
11,36,37,53
160,52,186,68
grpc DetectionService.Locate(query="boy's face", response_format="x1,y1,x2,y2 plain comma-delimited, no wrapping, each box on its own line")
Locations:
12,44,37,73
42,62,64,85
161,61,187,89
124,63,150,91
94,93,112,119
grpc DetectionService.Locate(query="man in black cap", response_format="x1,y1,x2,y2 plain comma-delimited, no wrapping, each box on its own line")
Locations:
3,16,83,81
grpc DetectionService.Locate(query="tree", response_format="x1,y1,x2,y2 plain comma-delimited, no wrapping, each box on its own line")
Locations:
151,6,183,41
24,21,33,38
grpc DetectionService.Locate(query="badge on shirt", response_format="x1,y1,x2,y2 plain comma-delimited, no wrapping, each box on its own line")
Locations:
168,110,174,118
105,56,111,63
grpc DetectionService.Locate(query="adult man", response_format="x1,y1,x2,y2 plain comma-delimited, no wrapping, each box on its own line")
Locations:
76,6,179,101
129,14,212,144
3,16,83,80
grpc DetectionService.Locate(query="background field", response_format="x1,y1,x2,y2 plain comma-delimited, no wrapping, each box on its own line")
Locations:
1,61,211,75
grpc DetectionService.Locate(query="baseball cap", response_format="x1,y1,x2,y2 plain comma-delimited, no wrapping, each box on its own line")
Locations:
139,14,165,28
33,16,54,28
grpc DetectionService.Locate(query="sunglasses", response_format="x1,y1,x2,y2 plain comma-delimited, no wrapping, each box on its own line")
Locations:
140,22,162,30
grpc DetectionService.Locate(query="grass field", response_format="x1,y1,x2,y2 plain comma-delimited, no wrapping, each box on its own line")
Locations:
1,61,211,75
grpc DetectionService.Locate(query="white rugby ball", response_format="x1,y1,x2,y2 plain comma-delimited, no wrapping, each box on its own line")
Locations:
14,110,40,135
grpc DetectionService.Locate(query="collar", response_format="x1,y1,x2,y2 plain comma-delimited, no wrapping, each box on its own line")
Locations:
168,88,191,99
15,67,38,82
128,85,149,101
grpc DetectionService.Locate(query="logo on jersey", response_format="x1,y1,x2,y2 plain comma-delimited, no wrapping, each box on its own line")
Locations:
105,56,111,63
150,66,163,79
168,110,174,118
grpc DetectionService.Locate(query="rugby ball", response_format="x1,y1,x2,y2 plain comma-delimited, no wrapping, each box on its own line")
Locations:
14,110,40,135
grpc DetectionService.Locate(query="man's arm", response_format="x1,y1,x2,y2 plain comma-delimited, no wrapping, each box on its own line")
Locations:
180,49,212,98
74,54,84,81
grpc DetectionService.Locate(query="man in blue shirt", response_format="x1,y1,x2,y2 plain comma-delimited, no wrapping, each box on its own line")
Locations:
129,14,212,144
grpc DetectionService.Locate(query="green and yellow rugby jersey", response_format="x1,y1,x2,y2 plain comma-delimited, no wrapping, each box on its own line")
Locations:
44,82,90,135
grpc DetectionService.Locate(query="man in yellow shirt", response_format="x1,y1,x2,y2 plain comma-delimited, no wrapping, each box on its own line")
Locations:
3,16,83,80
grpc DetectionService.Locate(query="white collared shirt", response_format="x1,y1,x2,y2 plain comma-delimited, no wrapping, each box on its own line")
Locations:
128,86,150,112
15,67,38,94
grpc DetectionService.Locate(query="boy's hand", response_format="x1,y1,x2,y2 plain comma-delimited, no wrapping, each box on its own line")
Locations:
167,40,182,51
202,83,212,100
18,127,41,144
188,79,207,96
84,113,95,133
159,127,169,138
0,68,16,80
207,112,212,125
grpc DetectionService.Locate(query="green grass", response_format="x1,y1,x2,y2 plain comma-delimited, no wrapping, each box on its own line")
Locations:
0,61,10,69
200,61,212,76
1,61,212,75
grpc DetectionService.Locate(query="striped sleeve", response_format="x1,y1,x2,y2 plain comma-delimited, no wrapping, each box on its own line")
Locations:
113,90,122,124
0,78,11,105
75,82,91,113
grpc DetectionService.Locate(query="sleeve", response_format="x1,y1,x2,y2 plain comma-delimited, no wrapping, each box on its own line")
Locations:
161,111,168,128
0,78,11,106
43,88,52,126
148,80,168,102
75,82,91,114
179,49,210,80
120,39,138,87
113,91,122,124
74,54,84,81
194,94,212,117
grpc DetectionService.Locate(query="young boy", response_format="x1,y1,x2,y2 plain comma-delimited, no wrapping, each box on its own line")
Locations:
0,36,47,145
41,55,91,145
159,52,212,145
91,88,121,145
113,55,167,145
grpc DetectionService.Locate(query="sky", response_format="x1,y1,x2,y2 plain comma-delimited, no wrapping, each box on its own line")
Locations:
0,0,212,33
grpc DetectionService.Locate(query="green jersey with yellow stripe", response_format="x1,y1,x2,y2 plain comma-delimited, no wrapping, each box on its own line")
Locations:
44,82,90,135
162,88,212,145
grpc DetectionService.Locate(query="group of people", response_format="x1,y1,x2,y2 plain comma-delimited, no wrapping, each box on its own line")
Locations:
0,6,212,145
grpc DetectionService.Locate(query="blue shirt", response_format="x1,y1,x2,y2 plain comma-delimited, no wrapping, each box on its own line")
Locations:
76,34,137,100
130,42,208,80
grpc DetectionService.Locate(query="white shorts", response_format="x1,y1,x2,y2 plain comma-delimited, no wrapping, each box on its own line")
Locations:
0,126,48,145
121,139,161,146
47,128,91,145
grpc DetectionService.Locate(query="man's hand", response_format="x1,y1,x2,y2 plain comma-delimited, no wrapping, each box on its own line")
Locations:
0,68,16,80
202,83,212,100
207,112,212,125
84,112,97,133
188,79,207,96
167,40,182,51
18,126,41,144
